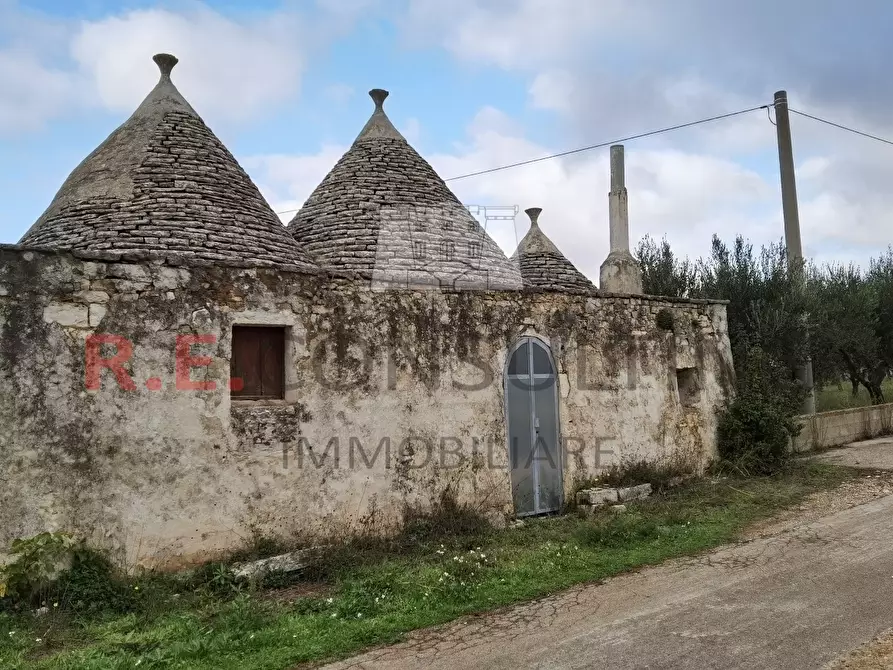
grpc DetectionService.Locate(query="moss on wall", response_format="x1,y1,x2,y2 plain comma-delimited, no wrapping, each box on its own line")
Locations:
0,246,734,568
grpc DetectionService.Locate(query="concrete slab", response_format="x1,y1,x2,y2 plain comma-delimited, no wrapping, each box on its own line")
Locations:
322,493,893,670
809,436,893,470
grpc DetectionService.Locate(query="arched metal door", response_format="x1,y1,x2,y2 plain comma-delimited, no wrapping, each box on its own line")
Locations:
505,337,562,516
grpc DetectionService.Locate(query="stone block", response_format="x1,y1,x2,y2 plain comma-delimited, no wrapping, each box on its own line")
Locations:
107,264,149,281
154,267,190,290
617,483,652,502
75,290,110,304
113,280,151,292
89,304,107,327
576,487,619,506
81,262,103,278
231,547,322,580
43,302,89,328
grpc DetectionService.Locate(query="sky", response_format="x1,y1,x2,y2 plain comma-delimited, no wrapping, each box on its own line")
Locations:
2,0,892,281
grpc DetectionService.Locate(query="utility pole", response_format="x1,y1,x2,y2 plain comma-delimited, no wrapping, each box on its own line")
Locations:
774,90,816,415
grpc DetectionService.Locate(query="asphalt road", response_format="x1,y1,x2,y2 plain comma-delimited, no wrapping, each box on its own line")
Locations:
323,439,893,670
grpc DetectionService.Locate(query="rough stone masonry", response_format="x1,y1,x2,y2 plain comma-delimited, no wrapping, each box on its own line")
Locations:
0,54,735,569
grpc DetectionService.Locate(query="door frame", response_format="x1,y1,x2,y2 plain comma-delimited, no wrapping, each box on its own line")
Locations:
503,335,564,517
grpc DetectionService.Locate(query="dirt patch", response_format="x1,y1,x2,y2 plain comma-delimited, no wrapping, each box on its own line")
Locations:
258,582,332,604
744,470,893,541
826,628,893,669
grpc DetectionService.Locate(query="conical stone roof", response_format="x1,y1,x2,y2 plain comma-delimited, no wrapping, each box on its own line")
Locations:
511,207,595,293
287,90,522,290
20,54,317,272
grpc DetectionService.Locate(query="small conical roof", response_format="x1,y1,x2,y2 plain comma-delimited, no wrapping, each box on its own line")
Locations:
20,54,317,272
287,90,522,289
511,207,595,293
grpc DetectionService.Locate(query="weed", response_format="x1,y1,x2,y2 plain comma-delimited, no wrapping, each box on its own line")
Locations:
574,513,662,548
398,490,493,546
595,460,694,492
186,562,244,598
0,463,855,670
0,533,77,606
717,344,804,475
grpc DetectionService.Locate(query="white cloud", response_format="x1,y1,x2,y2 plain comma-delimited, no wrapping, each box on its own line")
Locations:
0,2,82,134
397,0,893,269
528,70,575,113
243,145,350,224
247,87,893,281
0,50,81,131
0,1,362,134
401,0,627,70
401,117,422,144
70,7,309,123
249,105,792,282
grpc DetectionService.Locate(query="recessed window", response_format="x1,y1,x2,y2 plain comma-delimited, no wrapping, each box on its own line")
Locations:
231,326,286,400
676,367,700,407
413,240,426,260
468,241,481,258
441,241,455,261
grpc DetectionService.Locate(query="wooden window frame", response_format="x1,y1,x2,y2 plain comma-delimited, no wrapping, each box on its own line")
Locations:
230,325,286,401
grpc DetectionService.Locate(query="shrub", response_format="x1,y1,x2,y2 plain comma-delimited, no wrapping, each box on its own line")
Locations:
398,489,492,546
53,549,138,615
717,344,805,475
0,533,138,614
187,562,245,597
0,532,78,605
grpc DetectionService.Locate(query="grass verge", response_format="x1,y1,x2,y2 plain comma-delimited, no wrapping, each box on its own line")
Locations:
816,379,893,412
0,462,855,670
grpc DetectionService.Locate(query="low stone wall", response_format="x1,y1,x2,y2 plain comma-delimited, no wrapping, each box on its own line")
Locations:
792,403,893,453
0,245,735,569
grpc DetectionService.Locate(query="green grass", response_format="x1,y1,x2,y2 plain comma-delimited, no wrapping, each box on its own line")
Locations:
816,378,893,412
0,463,855,670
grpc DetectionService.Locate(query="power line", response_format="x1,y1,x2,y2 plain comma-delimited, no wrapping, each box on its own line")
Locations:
276,101,893,215
788,107,893,147
443,104,770,182
274,103,770,213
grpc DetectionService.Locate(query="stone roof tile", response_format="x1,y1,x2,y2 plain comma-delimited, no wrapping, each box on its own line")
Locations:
20,54,317,272
511,207,596,294
287,89,522,289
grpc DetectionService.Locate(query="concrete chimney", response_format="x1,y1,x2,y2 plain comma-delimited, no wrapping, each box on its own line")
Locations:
599,145,643,293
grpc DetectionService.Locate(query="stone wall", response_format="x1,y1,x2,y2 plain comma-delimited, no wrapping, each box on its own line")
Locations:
791,403,893,453
0,246,734,569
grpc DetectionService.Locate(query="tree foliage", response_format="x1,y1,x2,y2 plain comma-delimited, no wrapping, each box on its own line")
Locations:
716,345,804,474
636,235,893,405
